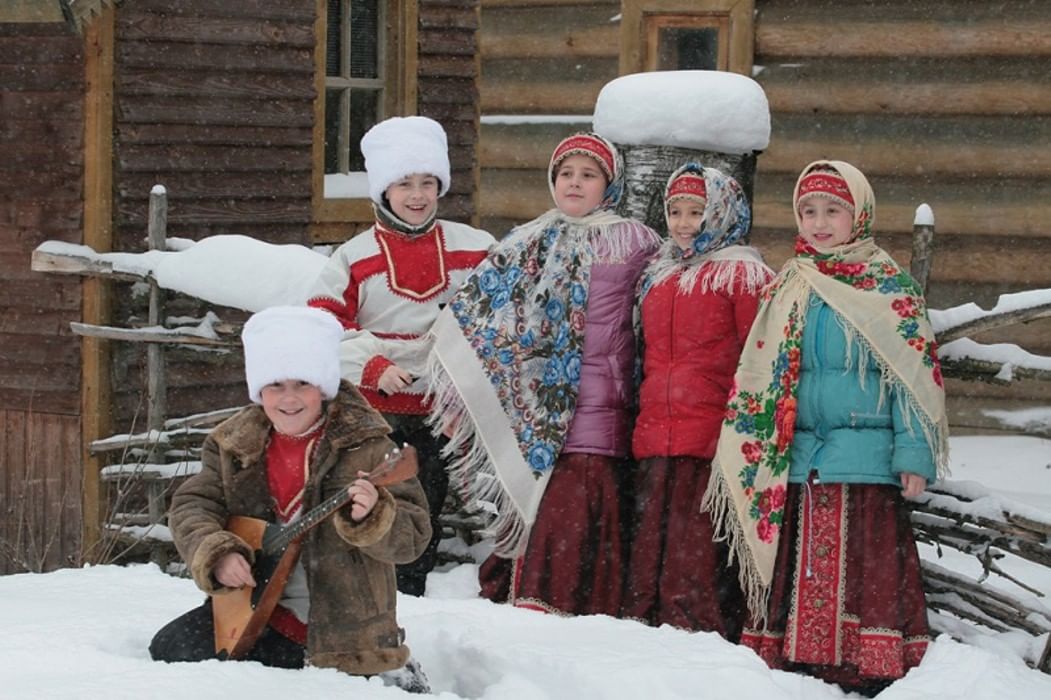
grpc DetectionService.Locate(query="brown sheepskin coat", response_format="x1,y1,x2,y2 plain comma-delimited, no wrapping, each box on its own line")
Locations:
168,381,432,675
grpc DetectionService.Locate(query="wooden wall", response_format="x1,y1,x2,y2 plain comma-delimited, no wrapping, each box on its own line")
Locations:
0,21,85,573
476,0,619,235
751,0,1051,430
420,0,482,224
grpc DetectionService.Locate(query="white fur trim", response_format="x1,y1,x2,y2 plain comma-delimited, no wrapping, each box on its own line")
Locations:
362,116,451,204
242,306,344,403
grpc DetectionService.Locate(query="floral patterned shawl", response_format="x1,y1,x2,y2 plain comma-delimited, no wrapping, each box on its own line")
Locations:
425,153,659,556
702,160,950,623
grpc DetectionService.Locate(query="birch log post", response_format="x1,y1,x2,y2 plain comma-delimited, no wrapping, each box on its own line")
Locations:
613,144,758,236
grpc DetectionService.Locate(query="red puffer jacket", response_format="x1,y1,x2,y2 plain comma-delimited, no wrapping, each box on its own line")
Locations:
632,260,770,460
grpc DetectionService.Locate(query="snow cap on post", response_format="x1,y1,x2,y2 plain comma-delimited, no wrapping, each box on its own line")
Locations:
362,116,451,204
593,70,771,154
242,305,344,403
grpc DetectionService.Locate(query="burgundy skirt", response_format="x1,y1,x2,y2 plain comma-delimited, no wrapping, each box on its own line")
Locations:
741,480,930,686
478,452,627,616
622,457,744,638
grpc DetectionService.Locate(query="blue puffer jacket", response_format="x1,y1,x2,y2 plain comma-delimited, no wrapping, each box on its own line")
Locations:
789,294,936,486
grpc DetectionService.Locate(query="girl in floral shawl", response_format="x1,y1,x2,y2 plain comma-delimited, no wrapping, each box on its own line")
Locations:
425,133,660,616
703,160,949,695
622,164,772,637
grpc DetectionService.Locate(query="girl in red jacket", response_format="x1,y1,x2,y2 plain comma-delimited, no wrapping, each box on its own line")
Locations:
623,164,772,637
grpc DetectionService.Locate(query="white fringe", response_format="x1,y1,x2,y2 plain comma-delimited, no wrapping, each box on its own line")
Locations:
701,462,773,627
644,243,772,299
423,329,530,557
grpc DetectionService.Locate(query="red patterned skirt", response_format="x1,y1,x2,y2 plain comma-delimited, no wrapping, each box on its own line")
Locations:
622,457,744,638
478,452,627,616
741,479,930,686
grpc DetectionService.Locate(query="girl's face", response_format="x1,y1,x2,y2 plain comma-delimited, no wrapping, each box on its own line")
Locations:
553,154,608,217
385,173,440,226
667,199,705,252
260,380,324,436
798,198,854,249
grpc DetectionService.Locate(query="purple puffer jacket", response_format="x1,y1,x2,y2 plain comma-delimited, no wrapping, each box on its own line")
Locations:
563,221,660,457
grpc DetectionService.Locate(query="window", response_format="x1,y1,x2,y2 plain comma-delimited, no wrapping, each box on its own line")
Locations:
620,0,754,76
312,0,417,241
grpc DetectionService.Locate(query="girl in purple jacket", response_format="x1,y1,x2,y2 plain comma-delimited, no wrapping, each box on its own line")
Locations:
425,133,660,615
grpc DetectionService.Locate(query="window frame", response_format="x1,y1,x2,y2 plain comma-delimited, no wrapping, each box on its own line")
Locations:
620,0,754,77
311,0,418,242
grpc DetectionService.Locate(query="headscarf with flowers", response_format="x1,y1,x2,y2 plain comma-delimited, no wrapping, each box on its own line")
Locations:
639,164,770,302
702,159,949,623
425,133,660,556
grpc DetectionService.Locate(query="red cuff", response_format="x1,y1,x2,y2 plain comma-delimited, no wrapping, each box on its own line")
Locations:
361,355,395,390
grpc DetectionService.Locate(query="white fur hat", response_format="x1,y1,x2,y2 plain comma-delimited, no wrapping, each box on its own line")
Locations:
362,116,451,204
241,306,344,404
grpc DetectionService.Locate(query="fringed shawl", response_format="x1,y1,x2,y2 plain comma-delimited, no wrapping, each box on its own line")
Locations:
426,206,659,556
702,160,950,624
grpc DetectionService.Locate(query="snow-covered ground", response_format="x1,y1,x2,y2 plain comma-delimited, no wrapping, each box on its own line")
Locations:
2,434,1049,700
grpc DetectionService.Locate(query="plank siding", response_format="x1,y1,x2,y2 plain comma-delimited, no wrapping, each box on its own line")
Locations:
0,411,84,574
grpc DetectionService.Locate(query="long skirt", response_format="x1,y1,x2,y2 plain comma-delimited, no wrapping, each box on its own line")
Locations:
622,456,744,639
478,452,627,616
741,479,930,687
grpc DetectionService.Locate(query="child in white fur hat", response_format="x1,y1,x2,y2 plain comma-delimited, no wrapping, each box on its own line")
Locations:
150,306,432,693
309,115,494,597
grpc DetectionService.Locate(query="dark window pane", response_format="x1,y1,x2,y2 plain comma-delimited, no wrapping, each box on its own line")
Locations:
657,27,720,71
351,0,379,79
326,0,343,77
324,89,344,173
348,88,381,170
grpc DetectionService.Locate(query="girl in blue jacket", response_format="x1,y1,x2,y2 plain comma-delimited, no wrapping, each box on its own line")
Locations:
704,160,949,696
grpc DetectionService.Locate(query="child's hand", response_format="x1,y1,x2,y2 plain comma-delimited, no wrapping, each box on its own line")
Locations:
378,365,413,395
215,552,255,589
348,475,380,521
900,473,926,499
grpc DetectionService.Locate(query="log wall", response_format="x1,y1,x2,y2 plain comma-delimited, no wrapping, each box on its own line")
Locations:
0,21,85,572
751,0,1051,427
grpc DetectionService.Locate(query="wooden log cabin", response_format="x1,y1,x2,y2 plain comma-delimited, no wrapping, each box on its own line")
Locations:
477,0,1051,432
0,0,482,574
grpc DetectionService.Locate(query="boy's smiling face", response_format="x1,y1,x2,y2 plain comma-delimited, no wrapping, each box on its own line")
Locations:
260,380,324,435
385,173,440,226
798,197,854,249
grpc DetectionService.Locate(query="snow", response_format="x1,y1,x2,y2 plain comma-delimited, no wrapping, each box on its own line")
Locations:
593,71,771,154
930,288,1051,334
480,114,594,125
939,338,1051,372
914,203,935,227
983,407,1051,435
38,236,330,313
325,172,371,199
3,437,1050,699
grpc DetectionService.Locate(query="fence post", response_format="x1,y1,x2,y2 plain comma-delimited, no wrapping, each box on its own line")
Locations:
146,186,168,435
911,203,935,294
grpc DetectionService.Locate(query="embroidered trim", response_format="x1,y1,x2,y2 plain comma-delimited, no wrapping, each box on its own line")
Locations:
786,482,848,666
361,355,395,390
359,386,429,415
374,223,449,301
